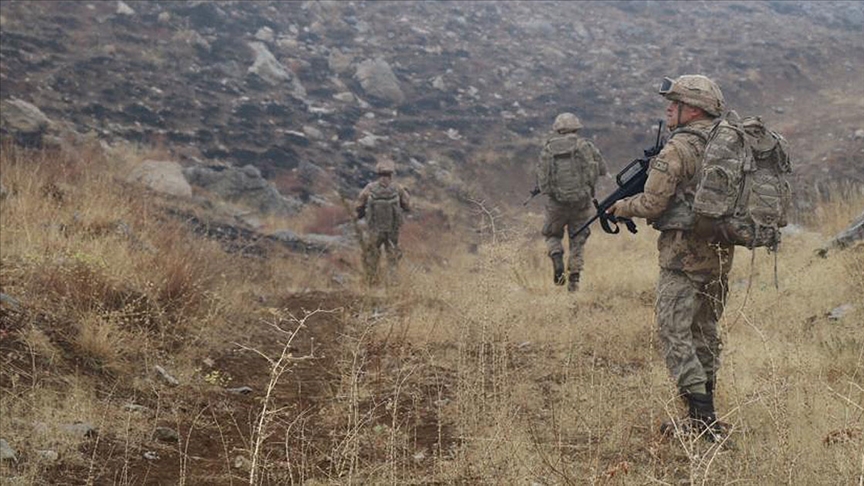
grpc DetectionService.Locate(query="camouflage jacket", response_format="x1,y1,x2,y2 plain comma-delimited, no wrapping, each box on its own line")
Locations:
615,119,734,275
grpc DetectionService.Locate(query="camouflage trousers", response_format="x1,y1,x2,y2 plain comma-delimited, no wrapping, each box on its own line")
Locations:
542,198,593,276
656,268,728,391
364,230,401,282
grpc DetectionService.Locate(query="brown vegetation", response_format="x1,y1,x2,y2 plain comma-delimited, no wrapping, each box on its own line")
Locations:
1,143,862,484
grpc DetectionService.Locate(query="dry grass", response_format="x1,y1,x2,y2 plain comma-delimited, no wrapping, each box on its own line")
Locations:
1,141,862,484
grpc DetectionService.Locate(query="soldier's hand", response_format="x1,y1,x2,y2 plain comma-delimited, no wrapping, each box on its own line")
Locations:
607,201,625,218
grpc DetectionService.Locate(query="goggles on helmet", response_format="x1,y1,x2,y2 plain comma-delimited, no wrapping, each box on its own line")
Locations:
658,77,675,95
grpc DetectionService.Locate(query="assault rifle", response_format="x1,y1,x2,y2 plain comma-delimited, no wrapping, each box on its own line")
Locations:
570,120,665,238
522,186,541,206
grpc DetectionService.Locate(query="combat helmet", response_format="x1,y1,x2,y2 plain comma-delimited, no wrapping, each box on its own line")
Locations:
659,75,726,117
375,158,396,175
552,112,583,133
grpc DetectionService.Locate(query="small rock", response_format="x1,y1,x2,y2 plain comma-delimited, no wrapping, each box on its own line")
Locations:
413,450,426,461
233,455,249,470
431,75,446,91
154,365,180,386
157,12,171,23
37,450,59,462
123,404,151,414
116,1,135,16
254,26,275,43
302,125,324,140
226,386,253,395
61,422,97,439
153,427,179,443
828,304,855,321
332,92,355,103
0,293,22,312
143,450,159,460
0,438,17,461
855,129,864,140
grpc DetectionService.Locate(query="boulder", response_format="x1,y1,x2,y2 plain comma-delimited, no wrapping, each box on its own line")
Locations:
126,160,193,198
183,164,301,215
0,98,52,147
354,58,404,105
247,41,306,97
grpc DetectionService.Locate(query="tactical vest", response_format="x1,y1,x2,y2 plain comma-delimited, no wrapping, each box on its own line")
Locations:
537,133,599,203
366,182,402,233
650,124,712,232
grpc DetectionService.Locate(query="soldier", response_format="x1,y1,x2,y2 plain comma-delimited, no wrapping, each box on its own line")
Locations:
536,112,608,291
355,158,411,283
608,75,733,443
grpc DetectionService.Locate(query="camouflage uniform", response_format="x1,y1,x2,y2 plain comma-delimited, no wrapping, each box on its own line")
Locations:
355,160,411,282
616,117,734,392
538,113,607,291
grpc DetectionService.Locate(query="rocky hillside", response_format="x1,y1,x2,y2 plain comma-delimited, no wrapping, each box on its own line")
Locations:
2,0,863,213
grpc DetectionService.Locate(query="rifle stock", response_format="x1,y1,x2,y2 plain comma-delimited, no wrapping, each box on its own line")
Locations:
570,120,665,239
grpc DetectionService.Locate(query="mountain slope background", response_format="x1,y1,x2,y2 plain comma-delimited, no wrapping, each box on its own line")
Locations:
2,0,863,214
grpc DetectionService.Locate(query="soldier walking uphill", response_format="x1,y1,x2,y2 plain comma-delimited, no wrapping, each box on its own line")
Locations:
536,113,607,291
608,75,734,443
355,159,411,284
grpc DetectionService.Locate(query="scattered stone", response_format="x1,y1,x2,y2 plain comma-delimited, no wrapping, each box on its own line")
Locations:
0,293,22,312
226,386,253,395
0,98,52,147
855,129,864,140
116,1,135,16
183,164,301,215
127,160,193,198
123,404,151,414
153,427,180,443
431,75,447,91
233,455,249,470
154,365,180,386
302,125,324,140
828,304,855,321
354,58,404,105
0,438,17,461
157,11,171,23
248,41,292,85
332,92,355,103
36,450,59,463
143,450,159,460
61,422,98,439
254,26,275,43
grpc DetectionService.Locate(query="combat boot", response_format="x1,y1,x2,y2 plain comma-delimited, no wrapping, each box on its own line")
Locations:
687,392,735,448
551,253,565,286
567,272,580,292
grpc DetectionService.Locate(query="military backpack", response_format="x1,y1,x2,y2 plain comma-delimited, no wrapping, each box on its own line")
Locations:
691,112,792,249
366,182,402,233
537,133,600,203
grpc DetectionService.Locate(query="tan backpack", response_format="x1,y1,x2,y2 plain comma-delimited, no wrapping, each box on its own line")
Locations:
366,182,402,233
537,134,600,203
692,112,792,249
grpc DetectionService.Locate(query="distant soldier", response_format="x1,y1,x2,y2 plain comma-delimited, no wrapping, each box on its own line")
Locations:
536,112,607,291
355,158,411,283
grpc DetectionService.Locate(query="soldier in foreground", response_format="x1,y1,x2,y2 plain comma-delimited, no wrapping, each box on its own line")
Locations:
536,113,607,291
608,75,734,443
355,158,411,284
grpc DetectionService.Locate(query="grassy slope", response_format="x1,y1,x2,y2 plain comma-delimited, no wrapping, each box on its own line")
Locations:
1,143,862,484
